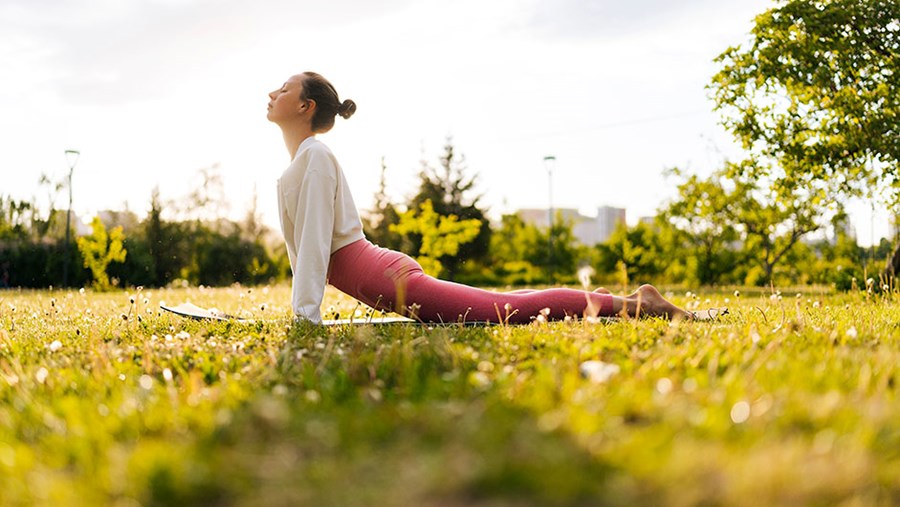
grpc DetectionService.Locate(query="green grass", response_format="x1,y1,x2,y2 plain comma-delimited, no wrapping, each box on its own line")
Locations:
1,285,899,506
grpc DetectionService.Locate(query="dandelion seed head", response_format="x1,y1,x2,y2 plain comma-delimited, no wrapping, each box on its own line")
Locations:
730,401,751,424
35,367,49,384
49,340,62,352
579,360,620,384
656,377,673,395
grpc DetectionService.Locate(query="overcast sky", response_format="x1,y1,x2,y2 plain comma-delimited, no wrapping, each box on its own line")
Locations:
1,0,890,244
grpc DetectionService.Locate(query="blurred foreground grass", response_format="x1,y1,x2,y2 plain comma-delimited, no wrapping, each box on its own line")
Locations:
0,284,898,506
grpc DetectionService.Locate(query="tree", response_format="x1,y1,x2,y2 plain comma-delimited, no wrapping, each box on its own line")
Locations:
711,0,899,276
659,168,742,285
77,216,127,291
363,157,404,250
390,200,481,277
409,138,491,280
489,214,546,285
729,171,822,284
596,221,670,286
662,161,826,285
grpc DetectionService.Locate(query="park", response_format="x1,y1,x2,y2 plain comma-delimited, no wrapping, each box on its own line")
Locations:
1,0,899,505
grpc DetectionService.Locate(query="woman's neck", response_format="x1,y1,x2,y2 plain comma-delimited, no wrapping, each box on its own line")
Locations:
281,124,316,159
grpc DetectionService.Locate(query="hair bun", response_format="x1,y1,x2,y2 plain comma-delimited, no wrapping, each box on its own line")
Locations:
337,99,357,119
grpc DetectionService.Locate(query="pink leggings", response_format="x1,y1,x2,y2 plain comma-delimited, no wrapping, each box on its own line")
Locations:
327,239,613,324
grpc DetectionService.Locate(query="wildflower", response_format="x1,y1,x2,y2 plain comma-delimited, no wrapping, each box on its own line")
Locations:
577,265,594,289
49,340,62,352
579,360,620,384
35,367,49,384
734,290,740,297
730,401,751,424
656,377,673,395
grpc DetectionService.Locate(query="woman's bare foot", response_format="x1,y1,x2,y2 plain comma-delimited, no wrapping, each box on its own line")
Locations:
621,284,692,320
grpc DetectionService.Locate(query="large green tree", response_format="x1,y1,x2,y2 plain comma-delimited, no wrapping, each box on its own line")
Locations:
662,161,826,285
711,0,899,275
409,138,491,280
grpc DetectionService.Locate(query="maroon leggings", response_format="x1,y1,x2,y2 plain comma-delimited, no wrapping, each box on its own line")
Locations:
327,239,613,323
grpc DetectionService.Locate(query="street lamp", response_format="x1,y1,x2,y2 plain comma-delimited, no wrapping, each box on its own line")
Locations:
543,155,556,282
63,149,80,288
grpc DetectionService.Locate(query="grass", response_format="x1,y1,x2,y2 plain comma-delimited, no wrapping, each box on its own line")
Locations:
1,284,899,506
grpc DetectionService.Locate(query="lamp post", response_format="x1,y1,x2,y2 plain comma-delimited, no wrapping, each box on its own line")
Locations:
543,155,556,282
63,149,80,288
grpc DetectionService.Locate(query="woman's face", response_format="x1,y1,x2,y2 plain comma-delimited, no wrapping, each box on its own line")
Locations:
267,75,308,125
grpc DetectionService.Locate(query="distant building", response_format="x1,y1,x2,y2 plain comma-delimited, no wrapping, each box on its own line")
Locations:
516,205,626,246
595,206,627,244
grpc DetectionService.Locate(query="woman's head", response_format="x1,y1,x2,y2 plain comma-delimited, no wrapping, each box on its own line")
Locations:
267,72,356,133
299,72,356,132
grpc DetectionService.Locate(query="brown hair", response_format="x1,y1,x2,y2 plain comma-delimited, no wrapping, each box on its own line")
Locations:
299,71,357,133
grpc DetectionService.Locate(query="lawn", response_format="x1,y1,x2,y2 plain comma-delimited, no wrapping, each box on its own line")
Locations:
1,284,898,506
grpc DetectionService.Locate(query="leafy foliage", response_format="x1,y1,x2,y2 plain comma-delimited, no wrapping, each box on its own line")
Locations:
711,0,899,273
390,199,482,277
409,138,492,280
76,216,127,291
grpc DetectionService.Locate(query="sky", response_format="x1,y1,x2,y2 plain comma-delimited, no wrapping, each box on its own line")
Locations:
0,0,891,244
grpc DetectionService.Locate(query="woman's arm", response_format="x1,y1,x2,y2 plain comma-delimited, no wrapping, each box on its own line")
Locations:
285,149,338,323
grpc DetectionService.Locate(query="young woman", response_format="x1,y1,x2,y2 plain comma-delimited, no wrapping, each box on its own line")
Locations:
268,72,695,324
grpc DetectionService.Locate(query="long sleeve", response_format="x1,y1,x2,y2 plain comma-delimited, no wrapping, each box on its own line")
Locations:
277,138,364,324
292,166,336,323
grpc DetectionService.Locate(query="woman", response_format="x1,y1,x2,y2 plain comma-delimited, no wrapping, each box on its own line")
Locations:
268,72,694,324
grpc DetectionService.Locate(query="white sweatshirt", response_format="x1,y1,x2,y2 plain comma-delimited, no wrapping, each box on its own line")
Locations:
277,137,365,323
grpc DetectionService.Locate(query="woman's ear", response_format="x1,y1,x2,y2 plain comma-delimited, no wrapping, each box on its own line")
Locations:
299,98,316,115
